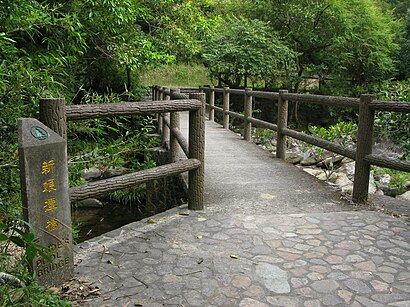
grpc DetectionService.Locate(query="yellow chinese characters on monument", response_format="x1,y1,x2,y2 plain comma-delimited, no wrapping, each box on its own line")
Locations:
41,159,59,232
46,218,59,232
42,160,56,175
44,198,57,213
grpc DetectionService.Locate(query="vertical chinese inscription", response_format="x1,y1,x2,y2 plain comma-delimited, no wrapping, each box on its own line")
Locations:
18,118,73,286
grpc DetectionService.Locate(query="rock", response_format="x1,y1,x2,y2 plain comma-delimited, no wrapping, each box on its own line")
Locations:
342,184,354,195
317,155,344,169
380,187,401,197
255,263,290,294
374,174,391,185
77,198,104,209
338,161,356,180
316,171,337,182
285,153,303,164
81,167,102,180
303,168,322,177
300,156,322,166
335,173,353,188
397,191,410,202
369,171,377,194
316,171,327,181
101,167,129,178
333,172,354,194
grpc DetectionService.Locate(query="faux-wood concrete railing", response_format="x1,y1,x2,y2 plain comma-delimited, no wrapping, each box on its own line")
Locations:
154,85,410,203
152,87,206,209
39,97,205,210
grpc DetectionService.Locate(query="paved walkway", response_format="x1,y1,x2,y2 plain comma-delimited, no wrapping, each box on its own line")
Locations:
74,115,410,306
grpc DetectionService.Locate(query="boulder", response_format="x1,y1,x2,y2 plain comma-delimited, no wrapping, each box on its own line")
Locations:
77,198,104,209
285,153,303,164
300,155,322,166
342,184,354,195
397,191,410,202
335,173,353,187
316,171,337,182
303,168,322,177
368,171,377,194
374,174,391,185
337,161,356,180
317,155,344,169
333,173,354,194
81,167,102,180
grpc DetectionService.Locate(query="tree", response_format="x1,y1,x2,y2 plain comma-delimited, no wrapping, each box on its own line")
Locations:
330,0,400,89
395,10,410,80
248,0,400,93
202,16,296,87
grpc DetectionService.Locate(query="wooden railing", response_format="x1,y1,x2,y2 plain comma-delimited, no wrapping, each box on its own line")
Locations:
153,85,410,203
39,95,205,210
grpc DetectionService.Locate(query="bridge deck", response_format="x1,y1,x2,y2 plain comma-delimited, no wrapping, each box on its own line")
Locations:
75,113,410,306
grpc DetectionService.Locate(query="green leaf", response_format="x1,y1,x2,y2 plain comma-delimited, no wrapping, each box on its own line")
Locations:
26,245,37,260
9,236,25,247
0,233,9,241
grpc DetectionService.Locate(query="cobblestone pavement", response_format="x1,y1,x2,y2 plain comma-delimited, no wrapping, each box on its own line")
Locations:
75,207,410,306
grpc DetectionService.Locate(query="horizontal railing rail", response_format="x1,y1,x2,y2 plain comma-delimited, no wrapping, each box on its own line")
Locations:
40,93,205,210
195,85,409,203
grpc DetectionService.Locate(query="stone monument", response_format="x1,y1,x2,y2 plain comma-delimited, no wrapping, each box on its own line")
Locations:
18,118,73,286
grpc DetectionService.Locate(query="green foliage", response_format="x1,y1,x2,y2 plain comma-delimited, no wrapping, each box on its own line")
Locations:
331,0,400,89
373,167,410,194
0,0,86,223
395,10,410,80
309,121,358,145
246,0,400,93
67,93,160,183
375,79,410,159
0,220,68,306
203,16,296,87
306,121,358,157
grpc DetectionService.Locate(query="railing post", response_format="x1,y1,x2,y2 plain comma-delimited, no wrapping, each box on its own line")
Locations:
223,87,230,129
170,88,180,162
209,86,215,121
152,86,156,101
39,98,67,140
244,88,253,141
352,94,376,203
276,90,289,159
156,87,163,134
162,87,170,147
188,93,205,210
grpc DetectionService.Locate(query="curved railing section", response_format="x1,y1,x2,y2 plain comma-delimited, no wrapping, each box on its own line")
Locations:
39,94,205,210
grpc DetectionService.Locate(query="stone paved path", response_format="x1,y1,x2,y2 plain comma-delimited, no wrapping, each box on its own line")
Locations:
74,113,410,306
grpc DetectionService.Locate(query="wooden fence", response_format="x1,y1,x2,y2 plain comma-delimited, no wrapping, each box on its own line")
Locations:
39,94,205,210
153,85,410,203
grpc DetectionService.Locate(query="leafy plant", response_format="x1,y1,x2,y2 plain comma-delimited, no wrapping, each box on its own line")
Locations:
373,167,410,195
202,16,296,88
308,121,358,147
0,219,69,306
375,79,410,160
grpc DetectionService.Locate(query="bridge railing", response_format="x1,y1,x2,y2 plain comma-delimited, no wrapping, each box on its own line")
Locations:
39,95,205,210
182,85,408,203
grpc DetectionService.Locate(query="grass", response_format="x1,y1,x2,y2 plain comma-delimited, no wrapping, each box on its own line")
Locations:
372,167,410,194
139,62,215,87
